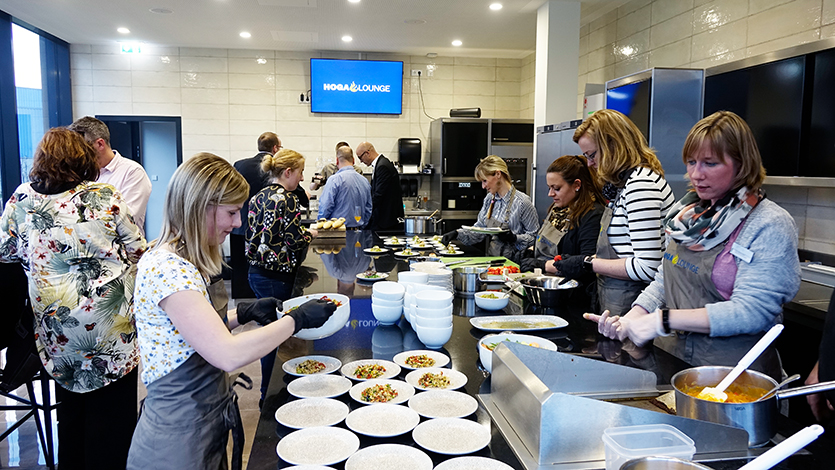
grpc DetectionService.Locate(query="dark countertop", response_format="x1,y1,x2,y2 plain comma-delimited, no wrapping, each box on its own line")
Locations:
245,232,835,470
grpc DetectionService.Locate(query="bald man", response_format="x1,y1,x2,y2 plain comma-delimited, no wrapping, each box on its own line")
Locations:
356,141,403,231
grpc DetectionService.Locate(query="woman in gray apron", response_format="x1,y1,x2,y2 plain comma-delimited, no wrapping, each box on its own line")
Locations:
127,154,336,470
573,109,676,315
519,155,603,274
441,155,539,257
585,112,800,382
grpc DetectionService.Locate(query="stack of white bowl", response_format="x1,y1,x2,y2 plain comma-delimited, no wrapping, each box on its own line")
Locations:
410,261,454,293
412,290,454,349
371,281,405,325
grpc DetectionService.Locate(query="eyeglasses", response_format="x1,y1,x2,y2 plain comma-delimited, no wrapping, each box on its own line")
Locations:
583,150,597,161
358,150,369,160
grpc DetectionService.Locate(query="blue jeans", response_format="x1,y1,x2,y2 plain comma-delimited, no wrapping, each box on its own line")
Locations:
248,270,294,402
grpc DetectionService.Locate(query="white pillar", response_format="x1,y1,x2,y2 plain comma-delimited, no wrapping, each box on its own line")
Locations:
534,0,581,127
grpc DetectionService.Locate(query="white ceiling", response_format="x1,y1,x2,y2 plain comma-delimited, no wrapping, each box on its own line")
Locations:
0,0,626,59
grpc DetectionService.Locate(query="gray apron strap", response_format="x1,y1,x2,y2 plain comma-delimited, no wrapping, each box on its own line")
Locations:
655,238,781,382
486,188,516,257
595,205,647,314
129,277,247,470
534,216,567,261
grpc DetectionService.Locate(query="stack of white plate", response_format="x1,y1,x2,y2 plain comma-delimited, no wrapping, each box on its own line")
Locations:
371,281,404,325
412,290,454,349
410,262,453,293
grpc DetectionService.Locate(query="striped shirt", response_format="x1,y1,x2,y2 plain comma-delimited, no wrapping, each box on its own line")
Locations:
458,188,540,250
606,167,675,282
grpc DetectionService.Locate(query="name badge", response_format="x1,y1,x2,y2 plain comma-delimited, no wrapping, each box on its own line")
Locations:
730,243,754,264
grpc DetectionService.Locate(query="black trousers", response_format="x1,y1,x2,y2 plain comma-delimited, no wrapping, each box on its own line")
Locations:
230,234,255,299
54,367,138,470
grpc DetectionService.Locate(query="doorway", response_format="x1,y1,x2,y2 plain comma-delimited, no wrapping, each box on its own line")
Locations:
95,116,182,240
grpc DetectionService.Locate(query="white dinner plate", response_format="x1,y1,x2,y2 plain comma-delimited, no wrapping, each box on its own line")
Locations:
356,272,389,282
412,418,491,455
285,466,334,470
345,404,420,437
349,379,415,405
286,374,353,399
274,398,349,429
392,350,450,370
364,247,390,254
344,444,432,470
437,250,465,256
434,456,515,470
276,427,359,466
408,390,479,419
340,359,401,381
405,368,467,391
282,355,342,377
394,251,420,257
460,225,508,234
469,315,568,332
383,239,405,246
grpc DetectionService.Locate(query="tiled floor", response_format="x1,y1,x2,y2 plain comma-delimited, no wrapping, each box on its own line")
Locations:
0,282,265,469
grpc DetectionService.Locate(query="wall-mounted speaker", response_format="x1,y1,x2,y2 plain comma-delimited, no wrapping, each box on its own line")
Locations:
449,107,481,118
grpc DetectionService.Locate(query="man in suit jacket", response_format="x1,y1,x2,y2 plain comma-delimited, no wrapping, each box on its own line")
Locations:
356,141,404,232
230,132,281,298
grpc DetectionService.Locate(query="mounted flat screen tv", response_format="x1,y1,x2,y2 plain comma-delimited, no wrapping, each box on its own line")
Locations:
310,58,403,114
606,79,651,140
704,56,804,176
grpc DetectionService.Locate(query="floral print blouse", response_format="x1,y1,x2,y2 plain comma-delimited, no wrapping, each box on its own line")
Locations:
246,184,312,273
133,249,210,385
0,182,146,393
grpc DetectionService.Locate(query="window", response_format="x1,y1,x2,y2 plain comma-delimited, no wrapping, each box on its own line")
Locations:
12,23,46,183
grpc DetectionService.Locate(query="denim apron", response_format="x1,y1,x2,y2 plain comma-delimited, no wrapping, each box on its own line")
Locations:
486,188,516,257
127,278,249,470
654,238,781,382
595,205,648,315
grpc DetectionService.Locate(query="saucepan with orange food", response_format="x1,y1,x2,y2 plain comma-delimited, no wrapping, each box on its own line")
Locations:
671,366,835,447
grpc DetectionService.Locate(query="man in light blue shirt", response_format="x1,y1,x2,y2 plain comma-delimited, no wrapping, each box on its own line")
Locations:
318,146,372,228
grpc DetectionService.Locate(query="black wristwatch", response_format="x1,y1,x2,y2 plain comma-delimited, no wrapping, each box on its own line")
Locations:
583,255,595,273
661,308,671,334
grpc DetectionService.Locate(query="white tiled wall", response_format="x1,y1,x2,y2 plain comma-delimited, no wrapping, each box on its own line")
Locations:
70,46,523,187
577,0,835,255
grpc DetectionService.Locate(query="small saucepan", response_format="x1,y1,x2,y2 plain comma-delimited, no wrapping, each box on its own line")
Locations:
671,366,835,447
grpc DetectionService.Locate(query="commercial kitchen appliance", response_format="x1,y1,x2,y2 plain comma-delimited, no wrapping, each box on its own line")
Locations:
533,120,582,221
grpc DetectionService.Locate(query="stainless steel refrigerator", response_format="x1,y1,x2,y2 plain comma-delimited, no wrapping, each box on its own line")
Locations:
533,120,583,221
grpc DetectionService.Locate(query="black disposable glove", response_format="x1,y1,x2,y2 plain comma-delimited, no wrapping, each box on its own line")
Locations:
554,254,586,279
519,257,544,273
236,297,282,325
286,299,337,334
441,230,458,244
496,231,516,244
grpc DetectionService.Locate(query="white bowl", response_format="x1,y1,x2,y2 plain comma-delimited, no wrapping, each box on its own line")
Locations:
398,271,429,284
372,303,403,325
281,294,350,340
404,292,415,307
372,281,405,301
414,305,453,318
414,314,452,328
401,282,447,294
415,290,454,309
477,333,558,373
415,324,453,349
371,296,403,308
474,291,510,310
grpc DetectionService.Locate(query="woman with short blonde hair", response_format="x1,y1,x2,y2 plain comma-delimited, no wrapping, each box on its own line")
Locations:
573,109,676,315
442,155,540,257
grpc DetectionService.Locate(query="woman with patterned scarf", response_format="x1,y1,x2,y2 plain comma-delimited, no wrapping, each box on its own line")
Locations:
518,155,604,307
585,111,801,381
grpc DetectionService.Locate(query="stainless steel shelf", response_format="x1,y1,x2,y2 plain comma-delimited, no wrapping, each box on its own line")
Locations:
763,176,835,188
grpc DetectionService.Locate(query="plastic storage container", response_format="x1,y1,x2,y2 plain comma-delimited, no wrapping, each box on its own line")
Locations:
601,424,696,470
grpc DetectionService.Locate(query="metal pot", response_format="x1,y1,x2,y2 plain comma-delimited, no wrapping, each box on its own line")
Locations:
520,275,579,307
453,266,488,296
671,366,835,447
400,215,442,235
620,457,712,470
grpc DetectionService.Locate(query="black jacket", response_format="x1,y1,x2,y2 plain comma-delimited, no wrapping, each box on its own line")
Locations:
233,152,270,236
368,155,404,231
